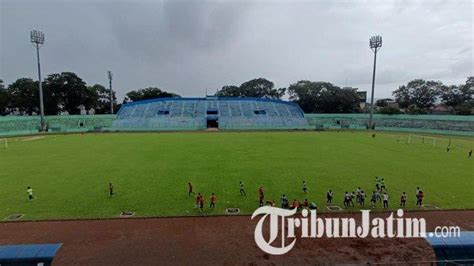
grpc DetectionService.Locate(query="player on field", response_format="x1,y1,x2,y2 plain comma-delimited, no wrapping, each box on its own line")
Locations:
376,189,382,202
380,178,386,190
258,186,264,207
109,182,114,197
415,187,420,203
370,191,377,208
303,198,309,209
280,194,289,208
199,194,204,211
210,193,216,209
302,181,308,194
266,199,276,207
195,193,202,209
359,190,365,207
350,191,355,207
400,192,407,207
239,181,246,196
416,190,424,207
375,176,380,190
343,191,351,207
326,189,334,204
469,149,472,157
292,199,300,210
382,192,389,208
27,186,34,201
188,182,193,196
356,187,362,204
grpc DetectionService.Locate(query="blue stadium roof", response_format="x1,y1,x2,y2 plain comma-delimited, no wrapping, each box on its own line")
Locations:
0,244,62,263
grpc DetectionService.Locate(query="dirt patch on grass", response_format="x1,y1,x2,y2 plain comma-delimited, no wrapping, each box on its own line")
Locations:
0,210,472,265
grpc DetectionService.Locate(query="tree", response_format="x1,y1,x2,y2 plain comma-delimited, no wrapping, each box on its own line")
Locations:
124,87,180,102
43,72,93,114
288,80,360,113
7,78,39,115
0,79,9,115
392,79,441,111
89,84,117,114
439,77,474,114
214,85,240,97
215,78,285,99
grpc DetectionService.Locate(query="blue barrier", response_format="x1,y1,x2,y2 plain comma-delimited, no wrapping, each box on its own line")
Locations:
0,243,62,266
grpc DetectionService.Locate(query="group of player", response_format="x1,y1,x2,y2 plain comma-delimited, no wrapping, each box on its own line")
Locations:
26,177,426,212
187,182,217,211
259,182,318,211
337,177,425,209
184,175,428,213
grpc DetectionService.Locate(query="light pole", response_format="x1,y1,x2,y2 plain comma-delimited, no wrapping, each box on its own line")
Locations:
368,35,382,130
107,71,113,114
30,30,46,131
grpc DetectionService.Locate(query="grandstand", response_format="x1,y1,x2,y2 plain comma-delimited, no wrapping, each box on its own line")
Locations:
0,115,115,137
112,97,309,131
305,114,474,136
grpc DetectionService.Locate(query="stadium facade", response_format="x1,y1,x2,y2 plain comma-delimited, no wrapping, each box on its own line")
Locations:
112,97,309,130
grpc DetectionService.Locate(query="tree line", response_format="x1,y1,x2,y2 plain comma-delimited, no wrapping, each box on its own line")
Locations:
0,72,472,116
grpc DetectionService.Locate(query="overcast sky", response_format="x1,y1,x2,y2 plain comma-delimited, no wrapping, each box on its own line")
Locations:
1,0,472,101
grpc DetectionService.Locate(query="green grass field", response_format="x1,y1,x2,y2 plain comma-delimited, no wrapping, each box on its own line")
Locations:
0,131,473,220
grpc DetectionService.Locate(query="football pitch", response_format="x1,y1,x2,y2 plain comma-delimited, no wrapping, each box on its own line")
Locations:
0,131,472,220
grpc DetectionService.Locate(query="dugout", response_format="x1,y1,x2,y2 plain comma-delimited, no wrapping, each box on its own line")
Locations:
424,231,474,265
0,243,62,266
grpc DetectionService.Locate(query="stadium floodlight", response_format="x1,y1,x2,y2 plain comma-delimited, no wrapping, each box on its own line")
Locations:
30,30,46,131
108,71,114,114
368,35,382,130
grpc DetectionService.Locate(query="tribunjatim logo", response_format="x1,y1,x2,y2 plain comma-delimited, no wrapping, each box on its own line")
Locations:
251,207,460,255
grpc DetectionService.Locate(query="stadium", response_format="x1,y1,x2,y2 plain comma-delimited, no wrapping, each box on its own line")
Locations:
1,0,473,264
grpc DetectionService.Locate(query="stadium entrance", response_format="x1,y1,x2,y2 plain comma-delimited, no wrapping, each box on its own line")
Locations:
207,118,218,129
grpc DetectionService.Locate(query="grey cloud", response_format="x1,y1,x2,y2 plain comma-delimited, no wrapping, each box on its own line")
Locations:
1,0,472,100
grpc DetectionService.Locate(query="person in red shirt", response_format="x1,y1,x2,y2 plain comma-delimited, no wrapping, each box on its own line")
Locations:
188,182,194,197
195,193,201,209
199,194,204,211
266,199,275,207
417,191,424,206
292,199,300,209
210,193,217,209
303,198,309,208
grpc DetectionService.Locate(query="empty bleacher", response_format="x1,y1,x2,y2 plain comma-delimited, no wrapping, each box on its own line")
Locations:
112,97,309,130
0,115,116,136
305,114,474,136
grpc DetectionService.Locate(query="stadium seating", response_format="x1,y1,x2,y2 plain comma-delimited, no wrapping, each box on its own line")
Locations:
305,114,474,136
0,115,116,136
1,108,473,136
112,97,309,130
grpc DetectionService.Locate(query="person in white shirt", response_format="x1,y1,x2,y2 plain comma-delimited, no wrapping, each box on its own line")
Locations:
383,192,389,208
27,187,34,201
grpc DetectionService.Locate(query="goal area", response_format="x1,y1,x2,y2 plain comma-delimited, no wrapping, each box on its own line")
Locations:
0,138,7,149
407,134,450,148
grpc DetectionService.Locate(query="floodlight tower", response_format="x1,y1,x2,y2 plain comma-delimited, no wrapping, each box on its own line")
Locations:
30,30,46,131
368,35,382,130
107,71,113,114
